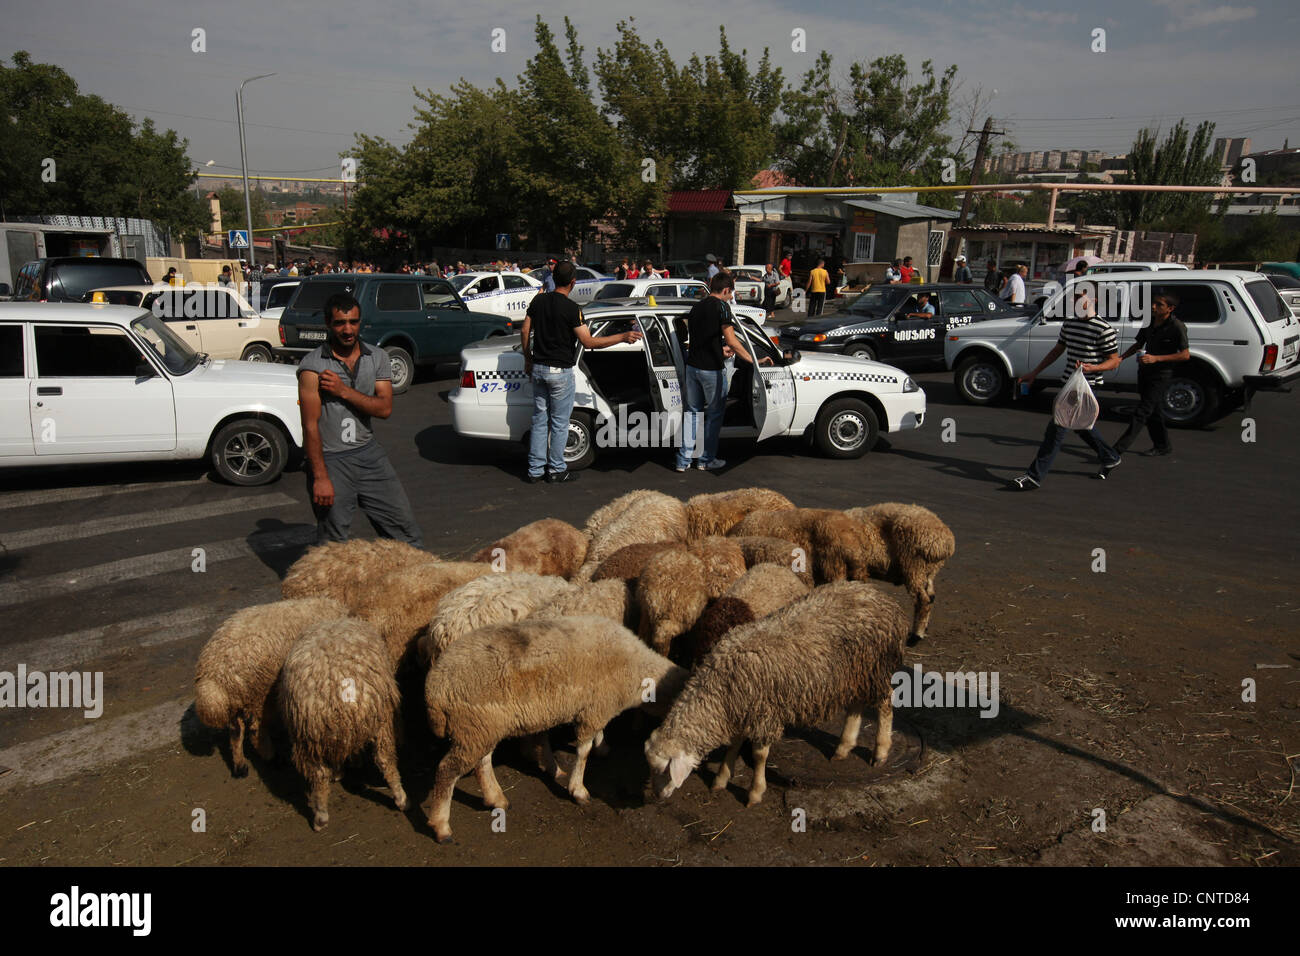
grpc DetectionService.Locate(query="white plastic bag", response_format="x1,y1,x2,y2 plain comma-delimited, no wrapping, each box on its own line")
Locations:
1053,365,1100,430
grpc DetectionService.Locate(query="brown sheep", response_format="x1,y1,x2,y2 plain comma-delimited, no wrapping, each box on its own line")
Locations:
281,539,439,604
844,503,956,646
684,487,796,540
687,563,810,665
729,508,887,584
279,616,406,831
576,491,688,581
646,581,908,807
351,561,495,670
730,535,814,586
635,550,710,656
471,518,589,579
194,596,347,777
529,578,638,631
582,489,658,540
591,536,744,600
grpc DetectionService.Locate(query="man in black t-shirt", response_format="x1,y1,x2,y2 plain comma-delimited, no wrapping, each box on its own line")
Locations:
1110,291,1190,457
675,273,772,472
519,261,641,483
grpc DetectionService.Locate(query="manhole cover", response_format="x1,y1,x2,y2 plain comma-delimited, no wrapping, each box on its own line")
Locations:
765,715,925,789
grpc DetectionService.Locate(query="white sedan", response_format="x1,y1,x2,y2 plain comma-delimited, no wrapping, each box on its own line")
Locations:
450,302,925,469
0,303,302,484
734,265,793,308
448,271,543,316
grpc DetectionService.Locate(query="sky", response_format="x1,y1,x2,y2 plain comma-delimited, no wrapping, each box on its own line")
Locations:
3,0,1298,184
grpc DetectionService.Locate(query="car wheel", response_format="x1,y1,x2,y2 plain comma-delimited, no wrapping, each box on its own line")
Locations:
564,410,597,470
240,343,273,362
846,343,877,362
386,346,414,394
813,398,879,459
1162,371,1221,426
955,354,1009,404
211,419,288,486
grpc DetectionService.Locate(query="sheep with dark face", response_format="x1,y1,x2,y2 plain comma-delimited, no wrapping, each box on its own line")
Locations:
844,503,956,646
645,581,907,807
424,616,688,843
471,518,589,579
687,563,810,665
194,596,347,777
279,616,406,831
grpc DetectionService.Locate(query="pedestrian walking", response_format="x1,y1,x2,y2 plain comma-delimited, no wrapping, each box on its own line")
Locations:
1001,264,1028,304
297,292,424,545
762,263,781,319
675,273,772,472
520,262,642,483
538,258,556,292
954,254,973,284
983,259,1001,295
1009,285,1122,490
807,258,830,316
706,255,720,280
779,253,792,280
1110,291,1189,457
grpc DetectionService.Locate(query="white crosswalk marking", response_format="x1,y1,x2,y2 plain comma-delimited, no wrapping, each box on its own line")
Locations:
0,526,315,606
0,697,191,794
1,588,278,670
0,477,209,512
0,493,299,550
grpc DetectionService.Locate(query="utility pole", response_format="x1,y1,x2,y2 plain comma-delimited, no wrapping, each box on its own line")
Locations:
943,116,1005,278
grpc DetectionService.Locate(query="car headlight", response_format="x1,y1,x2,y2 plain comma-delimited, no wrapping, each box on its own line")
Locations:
902,377,919,393
800,333,827,343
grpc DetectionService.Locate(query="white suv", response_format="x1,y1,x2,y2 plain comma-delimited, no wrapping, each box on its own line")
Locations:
0,303,303,484
451,303,925,468
945,270,1300,425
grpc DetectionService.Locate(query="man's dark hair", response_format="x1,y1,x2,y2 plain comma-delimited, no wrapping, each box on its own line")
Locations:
903,256,913,263
892,259,902,268
709,273,735,293
1153,290,1179,309
324,292,361,322
552,261,576,288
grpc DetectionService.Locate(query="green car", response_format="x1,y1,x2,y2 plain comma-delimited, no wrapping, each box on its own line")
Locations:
274,273,514,392
1260,262,1300,281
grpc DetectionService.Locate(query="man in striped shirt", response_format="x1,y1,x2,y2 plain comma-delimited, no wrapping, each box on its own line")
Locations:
1009,286,1122,489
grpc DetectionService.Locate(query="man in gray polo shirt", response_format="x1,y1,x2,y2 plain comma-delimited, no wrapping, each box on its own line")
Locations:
297,291,423,545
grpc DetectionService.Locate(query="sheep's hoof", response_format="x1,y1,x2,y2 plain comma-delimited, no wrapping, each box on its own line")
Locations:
745,792,765,808
232,763,249,779
571,788,591,807
312,814,329,832
906,632,923,647
393,791,409,812
484,795,509,811
872,749,891,766
831,748,851,761
710,778,728,793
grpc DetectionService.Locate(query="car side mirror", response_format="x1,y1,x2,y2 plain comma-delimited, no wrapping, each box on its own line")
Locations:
135,362,156,379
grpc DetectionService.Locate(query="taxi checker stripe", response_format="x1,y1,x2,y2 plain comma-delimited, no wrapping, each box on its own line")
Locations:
477,369,529,380
795,370,899,384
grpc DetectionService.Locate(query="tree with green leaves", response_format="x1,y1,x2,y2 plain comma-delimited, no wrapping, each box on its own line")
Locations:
775,52,958,189
0,51,208,236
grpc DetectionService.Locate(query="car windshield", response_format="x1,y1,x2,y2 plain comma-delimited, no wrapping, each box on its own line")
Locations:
291,280,355,316
843,287,907,315
1245,279,1291,324
53,262,151,300
130,311,199,374
266,283,298,309
448,274,476,292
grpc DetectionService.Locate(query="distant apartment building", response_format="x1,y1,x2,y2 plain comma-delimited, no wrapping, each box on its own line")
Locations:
988,148,1117,175
1213,137,1251,171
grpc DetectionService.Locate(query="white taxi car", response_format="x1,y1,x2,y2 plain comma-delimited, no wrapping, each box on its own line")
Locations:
450,302,925,469
448,271,543,317
570,266,615,304
734,264,794,308
90,284,276,362
0,303,303,485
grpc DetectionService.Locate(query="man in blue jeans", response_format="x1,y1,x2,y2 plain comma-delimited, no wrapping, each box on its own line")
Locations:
676,273,772,472
520,261,641,483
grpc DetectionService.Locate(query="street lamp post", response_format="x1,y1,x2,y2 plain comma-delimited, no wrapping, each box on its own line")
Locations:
236,73,275,265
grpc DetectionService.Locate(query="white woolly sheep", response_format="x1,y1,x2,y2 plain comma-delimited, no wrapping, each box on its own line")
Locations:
351,561,495,670
684,487,796,541
281,539,438,603
576,490,688,581
417,572,575,665
529,578,638,631
729,508,887,584
583,489,658,540
424,615,689,842
645,581,907,807
591,536,744,601
687,563,810,665
279,616,406,831
471,518,589,579
844,504,956,647
194,596,347,777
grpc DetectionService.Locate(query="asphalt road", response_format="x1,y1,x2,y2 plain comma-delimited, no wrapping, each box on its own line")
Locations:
1,337,1296,865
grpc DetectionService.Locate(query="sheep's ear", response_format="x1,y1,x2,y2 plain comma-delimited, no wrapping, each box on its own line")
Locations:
668,754,693,789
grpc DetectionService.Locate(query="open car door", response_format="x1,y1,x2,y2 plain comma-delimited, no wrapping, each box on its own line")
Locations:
734,314,796,440
637,313,685,415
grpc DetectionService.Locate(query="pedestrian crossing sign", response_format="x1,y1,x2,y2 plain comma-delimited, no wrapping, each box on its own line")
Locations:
228,230,250,249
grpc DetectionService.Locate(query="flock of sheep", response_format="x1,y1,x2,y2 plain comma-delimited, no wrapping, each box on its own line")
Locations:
193,488,955,842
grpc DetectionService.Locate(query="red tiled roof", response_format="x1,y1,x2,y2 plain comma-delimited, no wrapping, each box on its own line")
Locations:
668,189,733,213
